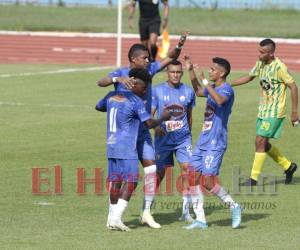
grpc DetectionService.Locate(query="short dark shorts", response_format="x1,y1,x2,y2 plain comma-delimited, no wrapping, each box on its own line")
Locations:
139,17,161,40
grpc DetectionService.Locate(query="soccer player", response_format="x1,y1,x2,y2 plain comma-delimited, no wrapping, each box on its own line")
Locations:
128,0,169,61
97,33,187,229
152,60,195,222
231,38,299,185
96,68,170,231
183,55,242,229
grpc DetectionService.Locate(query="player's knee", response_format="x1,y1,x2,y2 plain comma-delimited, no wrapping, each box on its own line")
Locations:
188,169,199,186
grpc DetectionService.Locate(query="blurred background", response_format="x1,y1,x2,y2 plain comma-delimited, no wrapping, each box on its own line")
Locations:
0,0,300,9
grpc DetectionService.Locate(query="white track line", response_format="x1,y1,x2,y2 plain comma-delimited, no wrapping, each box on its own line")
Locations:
0,66,113,78
0,101,91,109
1,31,300,44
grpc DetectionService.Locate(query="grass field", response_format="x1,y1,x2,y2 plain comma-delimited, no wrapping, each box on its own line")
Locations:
0,5,300,37
1,64,299,249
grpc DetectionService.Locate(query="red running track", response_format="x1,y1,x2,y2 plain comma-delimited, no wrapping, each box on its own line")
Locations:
1,33,300,72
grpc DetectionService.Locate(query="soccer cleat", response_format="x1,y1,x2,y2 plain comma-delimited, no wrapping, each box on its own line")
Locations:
178,213,194,223
140,211,161,229
183,220,208,230
107,218,131,232
231,204,242,229
285,162,297,184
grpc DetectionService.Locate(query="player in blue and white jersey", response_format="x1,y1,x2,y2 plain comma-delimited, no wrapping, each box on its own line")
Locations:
97,33,188,228
152,60,195,222
183,56,242,230
96,68,170,231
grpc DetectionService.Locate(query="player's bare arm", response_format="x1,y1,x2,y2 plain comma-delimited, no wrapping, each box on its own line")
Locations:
184,55,205,97
231,75,255,87
162,0,169,30
144,109,171,129
160,31,189,70
97,76,136,89
205,84,228,105
288,82,299,125
151,107,166,136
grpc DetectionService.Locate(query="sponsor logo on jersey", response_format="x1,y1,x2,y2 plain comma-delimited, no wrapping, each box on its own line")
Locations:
165,103,185,118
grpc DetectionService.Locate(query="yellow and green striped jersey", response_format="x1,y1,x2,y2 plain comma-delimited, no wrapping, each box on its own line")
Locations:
249,57,294,118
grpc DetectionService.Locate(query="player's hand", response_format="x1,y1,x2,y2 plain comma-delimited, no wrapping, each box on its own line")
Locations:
155,127,166,137
177,31,189,48
161,109,171,121
119,77,136,89
291,111,299,127
183,55,193,71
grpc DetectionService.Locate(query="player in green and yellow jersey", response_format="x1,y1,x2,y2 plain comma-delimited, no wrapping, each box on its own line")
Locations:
232,38,299,185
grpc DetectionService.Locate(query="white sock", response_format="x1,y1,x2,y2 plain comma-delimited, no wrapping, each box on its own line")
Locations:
190,185,206,223
113,199,128,220
213,185,238,209
182,190,191,215
143,165,157,212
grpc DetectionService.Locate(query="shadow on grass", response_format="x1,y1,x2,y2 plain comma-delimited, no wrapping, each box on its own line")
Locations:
209,212,270,228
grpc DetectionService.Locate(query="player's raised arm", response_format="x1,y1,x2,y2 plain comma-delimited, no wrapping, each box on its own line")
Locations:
231,75,255,87
287,82,299,126
97,76,136,89
160,31,189,70
184,55,205,97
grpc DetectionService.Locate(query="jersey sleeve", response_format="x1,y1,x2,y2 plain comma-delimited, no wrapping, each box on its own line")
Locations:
148,61,161,76
218,84,234,102
249,60,261,77
203,87,209,97
278,63,295,85
134,98,151,122
95,92,112,112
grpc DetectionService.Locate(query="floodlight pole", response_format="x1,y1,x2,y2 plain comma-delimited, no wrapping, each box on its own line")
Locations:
116,0,122,67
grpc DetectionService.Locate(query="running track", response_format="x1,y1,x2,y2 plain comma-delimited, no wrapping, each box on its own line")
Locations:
1,32,300,72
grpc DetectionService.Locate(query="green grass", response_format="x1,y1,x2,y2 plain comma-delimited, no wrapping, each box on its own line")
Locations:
0,64,300,249
0,5,300,37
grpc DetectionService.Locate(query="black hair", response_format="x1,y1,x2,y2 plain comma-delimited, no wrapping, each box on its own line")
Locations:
128,43,148,62
168,60,182,66
212,57,231,78
129,68,151,84
260,38,276,50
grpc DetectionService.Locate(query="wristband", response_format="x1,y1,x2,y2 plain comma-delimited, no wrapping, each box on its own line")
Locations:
202,78,209,86
293,120,299,127
112,77,118,83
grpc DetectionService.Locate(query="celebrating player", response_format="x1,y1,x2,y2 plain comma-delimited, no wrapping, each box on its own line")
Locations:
96,68,170,231
152,60,195,222
183,55,242,229
97,33,188,229
231,38,299,185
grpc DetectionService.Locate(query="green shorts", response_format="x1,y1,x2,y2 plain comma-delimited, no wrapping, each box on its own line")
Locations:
256,117,285,139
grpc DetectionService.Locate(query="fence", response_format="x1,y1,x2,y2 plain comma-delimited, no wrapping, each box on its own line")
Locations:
0,0,300,10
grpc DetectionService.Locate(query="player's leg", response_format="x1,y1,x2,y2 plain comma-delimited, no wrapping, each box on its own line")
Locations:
148,18,161,61
184,148,207,230
176,144,193,222
106,159,124,230
109,159,139,232
264,118,297,184
200,150,241,229
139,18,150,55
137,131,161,229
